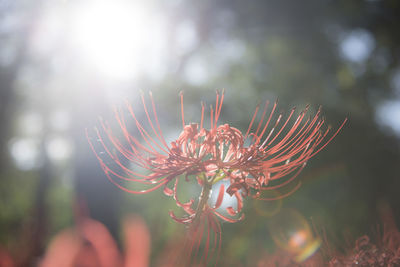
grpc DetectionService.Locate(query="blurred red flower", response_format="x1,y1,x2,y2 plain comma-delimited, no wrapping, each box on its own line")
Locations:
40,214,150,267
326,203,400,267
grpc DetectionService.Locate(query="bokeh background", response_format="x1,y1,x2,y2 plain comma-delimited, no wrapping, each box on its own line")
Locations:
1,0,400,266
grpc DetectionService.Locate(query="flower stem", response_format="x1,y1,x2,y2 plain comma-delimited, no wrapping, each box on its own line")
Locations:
193,179,212,224
212,170,226,184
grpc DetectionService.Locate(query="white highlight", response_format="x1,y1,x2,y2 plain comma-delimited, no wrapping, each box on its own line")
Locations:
46,136,73,162
70,0,166,80
340,29,375,63
9,138,40,171
376,100,400,136
209,180,238,216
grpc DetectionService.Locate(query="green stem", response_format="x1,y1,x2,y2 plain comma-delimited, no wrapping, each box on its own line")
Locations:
193,179,212,224
212,170,226,184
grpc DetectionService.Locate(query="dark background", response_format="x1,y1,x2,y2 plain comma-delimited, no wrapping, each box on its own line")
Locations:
1,0,400,265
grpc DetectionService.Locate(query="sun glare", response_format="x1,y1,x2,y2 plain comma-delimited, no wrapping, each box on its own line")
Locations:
70,1,166,80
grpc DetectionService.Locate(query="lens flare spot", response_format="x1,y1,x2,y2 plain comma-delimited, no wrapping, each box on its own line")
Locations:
268,209,321,262
289,230,308,248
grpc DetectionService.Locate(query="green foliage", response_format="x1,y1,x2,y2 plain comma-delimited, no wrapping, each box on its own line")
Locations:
0,170,38,245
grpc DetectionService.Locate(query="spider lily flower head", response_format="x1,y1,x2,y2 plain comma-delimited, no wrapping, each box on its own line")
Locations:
87,91,346,264
225,101,347,201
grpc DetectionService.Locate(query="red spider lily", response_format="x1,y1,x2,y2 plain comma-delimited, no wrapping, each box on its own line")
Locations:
225,101,347,201
87,91,346,264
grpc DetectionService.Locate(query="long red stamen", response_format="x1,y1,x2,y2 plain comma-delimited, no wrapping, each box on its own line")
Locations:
258,100,278,142
245,103,260,139
200,102,205,130
253,100,270,142
180,91,185,129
